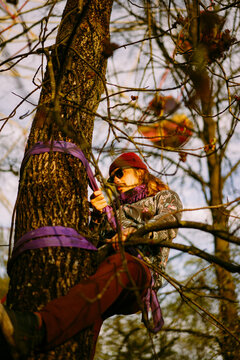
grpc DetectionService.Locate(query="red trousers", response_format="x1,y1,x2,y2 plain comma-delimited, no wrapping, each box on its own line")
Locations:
40,252,152,352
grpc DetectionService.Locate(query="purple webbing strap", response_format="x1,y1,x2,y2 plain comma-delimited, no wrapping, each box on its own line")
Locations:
149,289,164,332
8,226,97,274
11,226,97,260
140,266,164,333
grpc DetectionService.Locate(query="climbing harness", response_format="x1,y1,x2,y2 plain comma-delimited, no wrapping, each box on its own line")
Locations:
9,141,116,263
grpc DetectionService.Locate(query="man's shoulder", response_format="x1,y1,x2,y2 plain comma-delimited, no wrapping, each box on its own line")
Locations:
153,189,182,209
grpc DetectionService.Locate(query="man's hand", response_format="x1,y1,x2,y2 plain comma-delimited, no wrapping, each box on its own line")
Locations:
90,190,108,212
106,227,136,251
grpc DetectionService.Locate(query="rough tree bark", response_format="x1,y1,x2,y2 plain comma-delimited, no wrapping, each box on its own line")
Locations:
7,0,113,359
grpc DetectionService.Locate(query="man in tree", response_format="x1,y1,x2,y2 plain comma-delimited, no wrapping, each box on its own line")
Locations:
0,152,182,359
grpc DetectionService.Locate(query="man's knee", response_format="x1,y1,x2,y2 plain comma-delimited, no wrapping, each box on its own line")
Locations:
100,252,151,288
125,256,151,287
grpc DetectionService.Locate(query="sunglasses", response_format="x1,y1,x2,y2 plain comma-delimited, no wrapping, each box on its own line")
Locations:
107,168,124,183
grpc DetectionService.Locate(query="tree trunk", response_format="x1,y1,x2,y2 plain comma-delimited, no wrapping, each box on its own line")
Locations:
7,0,113,359
210,177,240,359
204,109,240,359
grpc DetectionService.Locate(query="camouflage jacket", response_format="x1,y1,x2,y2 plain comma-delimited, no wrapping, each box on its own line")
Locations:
90,187,182,290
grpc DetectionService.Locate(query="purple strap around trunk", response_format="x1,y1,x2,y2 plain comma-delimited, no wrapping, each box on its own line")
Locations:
8,226,97,274
11,226,97,260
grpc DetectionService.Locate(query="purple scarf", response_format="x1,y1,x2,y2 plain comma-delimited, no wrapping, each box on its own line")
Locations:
113,184,149,209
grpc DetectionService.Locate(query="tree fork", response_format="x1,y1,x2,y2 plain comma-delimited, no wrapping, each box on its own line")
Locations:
7,0,113,359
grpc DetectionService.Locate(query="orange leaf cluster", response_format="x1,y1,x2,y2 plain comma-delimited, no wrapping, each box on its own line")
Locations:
138,114,193,148
204,138,216,153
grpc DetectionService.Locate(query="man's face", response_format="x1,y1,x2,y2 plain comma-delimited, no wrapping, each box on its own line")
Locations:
109,167,140,193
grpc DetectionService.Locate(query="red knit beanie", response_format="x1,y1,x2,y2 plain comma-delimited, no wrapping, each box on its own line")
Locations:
109,152,148,175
